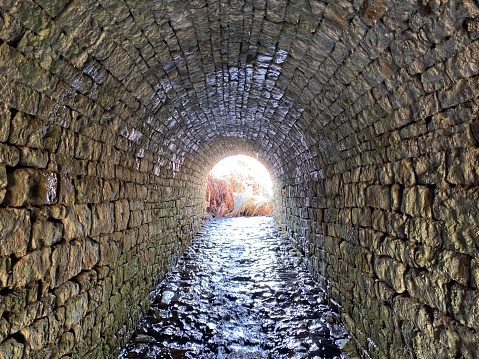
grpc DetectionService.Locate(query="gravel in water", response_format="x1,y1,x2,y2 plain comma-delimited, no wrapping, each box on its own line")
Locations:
119,216,354,359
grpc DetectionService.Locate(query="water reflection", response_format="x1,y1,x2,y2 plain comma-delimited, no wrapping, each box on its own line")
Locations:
119,216,352,359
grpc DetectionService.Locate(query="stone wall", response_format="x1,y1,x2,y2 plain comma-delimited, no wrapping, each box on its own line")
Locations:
0,0,479,358
276,1,479,358
0,2,209,356
0,102,205,358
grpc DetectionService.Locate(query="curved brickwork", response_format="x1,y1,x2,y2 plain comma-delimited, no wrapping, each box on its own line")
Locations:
0,0,478,358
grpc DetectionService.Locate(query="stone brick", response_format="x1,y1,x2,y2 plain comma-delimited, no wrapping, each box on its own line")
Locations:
18,147,49,169
11,248,51,289
439,223,478,257
83,238,100,270
373,256,407,293
472,258,479,289
433,189,479,227
128,208,143,228
0,165,6,204
8,301,43,335
0,209,30,257
76,270,98,294
402,186,433,218
0,143,20,167
343,183,366,207
19,317,49,351
0,316,10,343
445,322,479,359
378,236,415,267
61,204,92,240
437,250,471,286
3,169,58,207
406,268,449,312
2,289,28,314
98,235,122,267
446,40,479,80
438,77,479,109
0,105,11,142
415,152,446,186
64,292,88,329
50,240,85,288
114,199,130,231
54,281,80,307
0,44,54,93
0,74,39,115
75,134,102,161
449,283,479,331
446,147,479,186
57,174,75,205
52,331,75,359
365,185,391,210
30,216,63,250
123,257,139,282
74,177,102,204
374,281,395,303
0,0,477,358
394,159,416,186
0,256,11,288
390,32,430,68
8,112,44,148
102,179,120,201
0,338,24,359
421,63,452,93
0,11,24,44
34,0,70,18
91,202,115,237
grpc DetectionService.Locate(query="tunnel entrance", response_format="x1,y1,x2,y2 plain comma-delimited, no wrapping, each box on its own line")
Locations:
206,155,274,218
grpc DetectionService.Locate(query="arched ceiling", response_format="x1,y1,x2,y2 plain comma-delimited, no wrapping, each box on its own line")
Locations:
3,0,477,180
90,0,317,179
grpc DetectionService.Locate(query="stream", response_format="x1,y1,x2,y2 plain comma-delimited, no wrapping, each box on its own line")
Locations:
118,216,354,359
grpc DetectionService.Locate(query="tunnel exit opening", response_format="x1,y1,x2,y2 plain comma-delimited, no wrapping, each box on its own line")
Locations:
205,155,274,218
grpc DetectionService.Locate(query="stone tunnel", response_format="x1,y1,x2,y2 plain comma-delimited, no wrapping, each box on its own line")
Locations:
0,0,479,357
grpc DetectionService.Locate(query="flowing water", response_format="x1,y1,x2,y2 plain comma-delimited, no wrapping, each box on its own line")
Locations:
119,216,354,359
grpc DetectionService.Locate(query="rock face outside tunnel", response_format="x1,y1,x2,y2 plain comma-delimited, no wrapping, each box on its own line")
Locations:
0,0,479,358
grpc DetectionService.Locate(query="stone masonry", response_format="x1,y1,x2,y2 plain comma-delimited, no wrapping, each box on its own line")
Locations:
0,0,479,358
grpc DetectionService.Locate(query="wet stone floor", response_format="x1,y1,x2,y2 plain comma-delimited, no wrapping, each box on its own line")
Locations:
119,216,354,359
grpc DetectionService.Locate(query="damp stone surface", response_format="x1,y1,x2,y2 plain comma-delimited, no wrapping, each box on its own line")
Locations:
119,216,354,359
0,0,479,358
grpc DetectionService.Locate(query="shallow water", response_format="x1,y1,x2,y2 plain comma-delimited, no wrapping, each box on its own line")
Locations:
119,216,352,359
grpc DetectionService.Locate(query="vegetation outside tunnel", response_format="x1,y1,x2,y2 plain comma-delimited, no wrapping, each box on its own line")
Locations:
206,155,274,218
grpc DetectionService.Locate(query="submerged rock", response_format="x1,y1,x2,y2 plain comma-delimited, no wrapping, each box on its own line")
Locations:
119,217,355,359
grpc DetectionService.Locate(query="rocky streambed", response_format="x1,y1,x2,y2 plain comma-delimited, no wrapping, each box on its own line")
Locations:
118,216,355,359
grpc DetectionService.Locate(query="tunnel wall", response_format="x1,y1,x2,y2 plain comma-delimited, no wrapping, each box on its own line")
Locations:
275,7,479,359
0,6,209,359
278,108,479,359
0,101,206,358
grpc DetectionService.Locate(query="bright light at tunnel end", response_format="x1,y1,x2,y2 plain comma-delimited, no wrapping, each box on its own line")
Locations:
210,155,273,197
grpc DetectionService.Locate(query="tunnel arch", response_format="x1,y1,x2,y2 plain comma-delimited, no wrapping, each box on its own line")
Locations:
0,0,479,358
